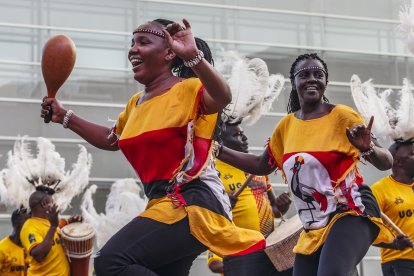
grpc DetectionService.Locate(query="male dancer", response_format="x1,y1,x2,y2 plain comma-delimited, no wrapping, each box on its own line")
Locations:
372,140,414,276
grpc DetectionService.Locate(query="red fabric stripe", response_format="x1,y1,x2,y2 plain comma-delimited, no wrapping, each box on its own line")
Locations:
185,136,211,176
118,126,187,183
228,239,266,256
283,151,358,186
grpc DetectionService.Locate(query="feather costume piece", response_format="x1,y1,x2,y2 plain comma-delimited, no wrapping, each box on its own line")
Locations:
350,75,414,144
215,51,285,125
0,137,92,211
396,79,414,141
398,0,414,54
81,179,147,249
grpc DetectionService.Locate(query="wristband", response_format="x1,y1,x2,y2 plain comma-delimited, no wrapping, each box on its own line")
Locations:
360,141,375,159
183,50,204,68
62,110,74,128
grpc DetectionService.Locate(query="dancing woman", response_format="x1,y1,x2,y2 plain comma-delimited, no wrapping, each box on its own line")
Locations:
215,53,394,276
41,19,265,276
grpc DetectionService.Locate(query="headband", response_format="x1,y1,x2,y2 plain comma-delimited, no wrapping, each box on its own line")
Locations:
133,28,166,39
293,66,327,77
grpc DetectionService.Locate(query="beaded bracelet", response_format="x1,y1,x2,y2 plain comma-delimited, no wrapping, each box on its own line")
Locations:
266,183,272,192
183,50,204,68
62,110,74,128
360,141,375,159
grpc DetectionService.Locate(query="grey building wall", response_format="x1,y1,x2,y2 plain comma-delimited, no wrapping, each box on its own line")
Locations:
1,0,412,275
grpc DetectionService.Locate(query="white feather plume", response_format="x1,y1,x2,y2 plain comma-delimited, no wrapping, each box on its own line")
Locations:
54,145,92,210
0,137,91,211
398,0,414,54
263,74,285,112
81,179,147,249
215,51,285,125
396,78,414,141
350,75,396,141
351,75,414,144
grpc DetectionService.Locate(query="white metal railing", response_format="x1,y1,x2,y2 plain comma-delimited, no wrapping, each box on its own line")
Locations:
0,22,129,36
0,59,130,73
140,0,399,24
0,97,126,108
0,20,410,59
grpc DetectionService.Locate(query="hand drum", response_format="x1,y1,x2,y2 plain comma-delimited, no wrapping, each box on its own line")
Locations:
41,35,76,123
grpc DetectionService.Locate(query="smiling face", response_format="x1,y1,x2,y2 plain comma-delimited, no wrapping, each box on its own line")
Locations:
128,23,172,84
292,59,328,107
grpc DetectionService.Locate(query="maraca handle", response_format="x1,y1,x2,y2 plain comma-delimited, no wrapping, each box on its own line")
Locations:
43,93,55,124
44,109,52,123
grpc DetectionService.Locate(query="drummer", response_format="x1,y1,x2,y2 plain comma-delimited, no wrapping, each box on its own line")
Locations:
20,186,82,276
207,118,292,276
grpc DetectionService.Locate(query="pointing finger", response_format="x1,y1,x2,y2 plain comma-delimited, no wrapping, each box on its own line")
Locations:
182,18,191,30
367,116,374,131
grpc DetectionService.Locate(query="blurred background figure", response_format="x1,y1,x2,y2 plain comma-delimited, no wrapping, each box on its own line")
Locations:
0,207,29,276
372,141,414,276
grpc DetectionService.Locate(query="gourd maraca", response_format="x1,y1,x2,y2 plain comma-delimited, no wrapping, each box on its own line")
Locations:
41,35,76,123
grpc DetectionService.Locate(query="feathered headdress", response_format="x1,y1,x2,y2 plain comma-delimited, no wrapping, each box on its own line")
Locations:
0,137,92,211
398,0,414,54
350,75,414,144
81,178,147,249
215,51,285,125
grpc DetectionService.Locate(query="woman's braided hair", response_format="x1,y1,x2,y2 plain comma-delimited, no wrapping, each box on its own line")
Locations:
287,53,330,114
151,19,214,78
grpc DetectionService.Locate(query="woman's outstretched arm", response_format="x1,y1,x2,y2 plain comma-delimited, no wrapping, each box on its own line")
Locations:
217,147,275,176
41,97,119,151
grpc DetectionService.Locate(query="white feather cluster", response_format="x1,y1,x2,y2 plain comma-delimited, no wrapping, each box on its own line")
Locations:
0,137,92,211
215,51,285,125
350,75,414,144
81,179,147,249
399,0,414,54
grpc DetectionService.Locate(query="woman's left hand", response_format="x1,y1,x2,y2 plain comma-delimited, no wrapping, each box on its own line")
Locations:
346,116,374,152
164,19,198,61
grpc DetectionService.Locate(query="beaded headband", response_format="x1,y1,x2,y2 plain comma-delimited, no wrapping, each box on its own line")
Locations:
133,28,166,39
293,66,327,77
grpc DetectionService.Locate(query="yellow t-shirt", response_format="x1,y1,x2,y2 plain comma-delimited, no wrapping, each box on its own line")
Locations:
20,217,70,276
371,176,414,264
0,237,28,276
268,104,393,254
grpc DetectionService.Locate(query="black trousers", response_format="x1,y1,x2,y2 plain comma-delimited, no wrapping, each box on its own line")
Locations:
223,251,293,276
292,216,379,276
94,216,207,276
382,259,414,276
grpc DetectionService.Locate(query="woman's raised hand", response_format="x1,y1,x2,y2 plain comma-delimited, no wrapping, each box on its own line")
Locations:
164,19,198,61
346,116,374,152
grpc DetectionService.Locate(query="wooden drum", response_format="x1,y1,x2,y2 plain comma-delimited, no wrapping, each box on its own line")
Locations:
264,214,302,272
61,222,95,276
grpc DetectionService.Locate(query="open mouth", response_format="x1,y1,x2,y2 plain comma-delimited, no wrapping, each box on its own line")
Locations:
130,57,143,70
305,86,318,91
